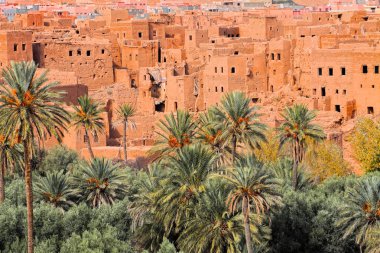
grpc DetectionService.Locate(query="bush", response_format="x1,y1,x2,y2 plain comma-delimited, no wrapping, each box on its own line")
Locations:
38,145,80,175
34,204,64,242
0,203,25,251
60,226,134,253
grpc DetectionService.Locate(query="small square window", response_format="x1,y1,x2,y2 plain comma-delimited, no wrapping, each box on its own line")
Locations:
375,66,379,74
138,32,142,38
69,50,73,56
343,89,347,95
341,67,346,75
231,67,236,73
101,49,105,54
189,35,192,40
318,68,322,76
372,85,375,88
335,105,341,112
335,89,339,94
86,50,91,56
329,68,333,76
363,65,368,73
22,44,26,51
13,44,18,51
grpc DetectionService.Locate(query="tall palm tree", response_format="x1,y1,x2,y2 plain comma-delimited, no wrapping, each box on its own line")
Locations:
178,180,244,253
213,92,267,162
72,95,104,159
34,171,76,210
115,103,136,162
72,158,126,208
0,133,23,203
150,110,197,159
336,177,380,252
277,104,325,190
155,144,217,234
0,61,70,253
197,107,232,166
215,157,281,253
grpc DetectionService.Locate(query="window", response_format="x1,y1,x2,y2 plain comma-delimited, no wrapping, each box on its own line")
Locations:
375,66,379,74
329,68,333,76
335,105,341,112
215,67,217,73
321,87,326,97
69,50,73,56
234,51,239,55
341,67,346,75
77,49,81,56
313,88,316,95
221,87,224,92
318,68,322,76
231,67,236,73
86,50,91,56
335,89,339,94
174,102,178,111
372,85,375,88
271,53,274,60
189,35,192,41
343,89,347,95
22,44,26,51
215,86,218,92
153,30,157,36
138,32,142,38
368,106,374,114
270,85,274,92
363,65,368,73
221,67,223,73
277,53,281,60
101,49,105,54
13,44,17,52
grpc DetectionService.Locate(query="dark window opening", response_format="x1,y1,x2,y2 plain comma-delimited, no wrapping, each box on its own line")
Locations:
368,106,374,114
69,50,73,56
231,67,236,73
13,44,17,51
335,105,341,112
363,65,368,73
234,51,239,55
271,53,274,60
86,50,91,56
343,89,347,95
277,53,281,60
321,87,326,97
22,44,26,51
131,79,137,88
329,68,333,76
318,68,322,76
221,87,224,92
252,98,259,103
138,32,142,38
375,66,379,74
174,102,178,111
341,67,346,75
270,85,274,92
189,35,192,40
215,86,218,92
372,85,375,88
77,49,81,56
336,89,339,94
101,49,105,54
155,102,165,112
313,88,316,95
215,67,217,73
221,67,223,73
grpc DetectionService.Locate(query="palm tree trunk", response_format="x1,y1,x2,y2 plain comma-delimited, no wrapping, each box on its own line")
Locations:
292,140,298,190
242,197,253,253
123,120,127,162
0,157,5,203
23,139,34,253
232,135,237,163
84,128,94,159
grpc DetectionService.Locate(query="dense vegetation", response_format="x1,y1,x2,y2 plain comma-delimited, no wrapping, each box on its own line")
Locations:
0,61,379,253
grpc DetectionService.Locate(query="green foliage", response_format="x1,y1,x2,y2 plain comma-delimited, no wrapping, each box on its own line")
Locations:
0,203,25,251
60,226,134,253
350,118,380,172
157,238,180,253
4,177,25,206
38,145,79,175
72,158,127,208
33,204,64,242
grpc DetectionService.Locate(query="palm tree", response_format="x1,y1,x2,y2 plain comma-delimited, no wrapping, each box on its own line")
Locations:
71,95,104,159
215,157,281,253
197,107,232,166
178,180,243,253
277,104,325,190
150,110,197,159
155,144,217,234
0,133,23,203
336,177,380,252
115,103,136,162
72,158,126,208
0,61,70,253
34,171,76,210
213,92,267,162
